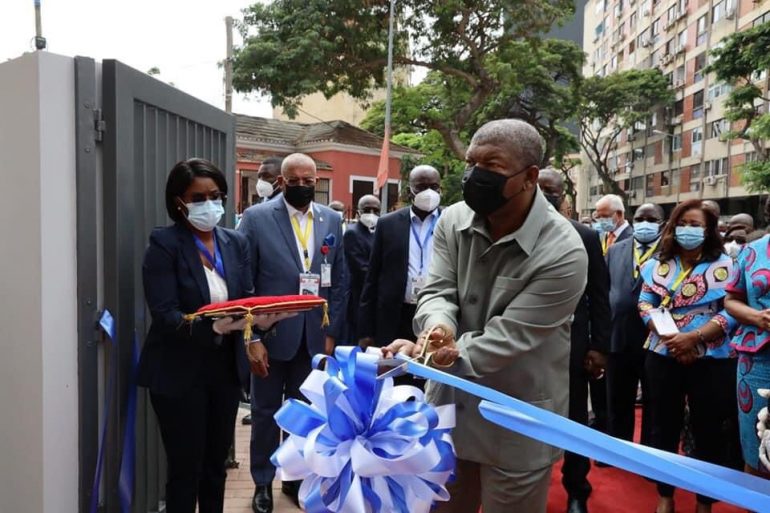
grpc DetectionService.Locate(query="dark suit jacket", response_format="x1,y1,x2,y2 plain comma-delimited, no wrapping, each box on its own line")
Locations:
569,220,611,366
603,223,634,253
358,207,412,346
238,200,346,360
606,236,654,353
137,224,253,397
343,221,374,334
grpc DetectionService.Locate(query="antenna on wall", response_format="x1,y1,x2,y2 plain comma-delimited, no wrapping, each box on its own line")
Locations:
34,0,46,50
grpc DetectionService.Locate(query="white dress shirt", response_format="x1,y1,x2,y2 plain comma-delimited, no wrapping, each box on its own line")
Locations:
204,266,229,303
285,199,315,272
405,208,440,301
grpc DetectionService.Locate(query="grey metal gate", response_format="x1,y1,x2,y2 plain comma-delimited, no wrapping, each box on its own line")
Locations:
75,57,236,513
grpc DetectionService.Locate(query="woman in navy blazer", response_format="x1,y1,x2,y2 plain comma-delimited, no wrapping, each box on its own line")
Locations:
138,159,288,513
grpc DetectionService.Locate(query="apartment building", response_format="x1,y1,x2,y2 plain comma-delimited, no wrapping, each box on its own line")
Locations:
579,0,770,218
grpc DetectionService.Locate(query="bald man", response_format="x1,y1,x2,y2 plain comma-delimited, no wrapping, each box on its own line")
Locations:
358,165,443,355
343,194,381,338
728,213,755,233
238,153,347,512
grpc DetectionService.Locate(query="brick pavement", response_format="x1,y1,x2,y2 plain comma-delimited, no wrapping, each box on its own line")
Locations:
224,407,302,513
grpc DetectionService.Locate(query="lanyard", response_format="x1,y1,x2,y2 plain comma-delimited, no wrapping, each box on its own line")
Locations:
290,211,313,271
193,234,226,278
660,260,694,309
633,240,659,279
411,213,439,274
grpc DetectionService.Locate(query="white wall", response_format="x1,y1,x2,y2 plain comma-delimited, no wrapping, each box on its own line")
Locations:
0,51,78,513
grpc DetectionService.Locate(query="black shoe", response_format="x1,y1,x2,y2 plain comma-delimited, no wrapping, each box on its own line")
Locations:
567,498,588,513
281,480,301,508
242,414,252,425
252,484,273,513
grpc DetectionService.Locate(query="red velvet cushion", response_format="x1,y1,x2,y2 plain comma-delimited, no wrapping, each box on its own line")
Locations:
192,295,326,317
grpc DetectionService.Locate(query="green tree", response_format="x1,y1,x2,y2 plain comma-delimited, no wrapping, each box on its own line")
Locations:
577,69,674,200
706,21,770,192
233,0,574,159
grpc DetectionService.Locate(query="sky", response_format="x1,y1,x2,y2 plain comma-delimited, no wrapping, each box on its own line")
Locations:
1,0,273,117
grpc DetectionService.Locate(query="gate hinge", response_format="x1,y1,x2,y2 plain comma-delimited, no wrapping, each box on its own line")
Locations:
93,108,106,143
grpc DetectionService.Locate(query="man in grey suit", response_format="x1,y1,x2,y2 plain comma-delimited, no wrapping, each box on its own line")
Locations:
238,153,346,513
384,119,587,513
606,203,664,446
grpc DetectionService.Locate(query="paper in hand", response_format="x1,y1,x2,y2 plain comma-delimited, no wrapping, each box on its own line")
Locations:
649,308,679,336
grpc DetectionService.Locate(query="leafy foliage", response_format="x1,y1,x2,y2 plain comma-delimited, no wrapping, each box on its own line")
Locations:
233,0,575,158
706,21,770,192
577,69,674,199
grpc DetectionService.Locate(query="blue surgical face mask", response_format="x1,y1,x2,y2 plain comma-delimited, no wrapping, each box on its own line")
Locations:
597,216,616,233
675,226,705,250
185,199,224,232
633,221,660,244
592,222,604,234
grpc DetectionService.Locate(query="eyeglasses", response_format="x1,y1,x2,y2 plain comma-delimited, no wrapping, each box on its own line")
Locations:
410,184,440,194
285,178,317,187
186,192,227,203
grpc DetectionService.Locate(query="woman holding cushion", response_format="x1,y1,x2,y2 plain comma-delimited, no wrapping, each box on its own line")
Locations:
637,199,741,513
724,197,770,480
137,158,292,513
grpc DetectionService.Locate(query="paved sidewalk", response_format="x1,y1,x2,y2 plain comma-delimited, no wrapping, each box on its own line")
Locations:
224,407,302,513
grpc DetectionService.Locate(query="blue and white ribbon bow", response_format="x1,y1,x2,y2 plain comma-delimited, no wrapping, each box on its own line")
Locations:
271,346,455,513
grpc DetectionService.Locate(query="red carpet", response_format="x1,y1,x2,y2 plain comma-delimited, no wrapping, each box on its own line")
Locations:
545,407,745,513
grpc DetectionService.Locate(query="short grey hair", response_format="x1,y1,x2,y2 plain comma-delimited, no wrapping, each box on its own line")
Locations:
281,153,316,175
470,119,545,168
596,194,625,213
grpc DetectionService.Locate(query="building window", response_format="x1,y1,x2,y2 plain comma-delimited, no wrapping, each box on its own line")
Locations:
677,30,687,49
692,90,705,119
709,118,727,138
674,98,684,116
707,81,731,99
646,174,655,196
665,38,675,55
651,18,661,42
667,4,678,22
630,11,638,28
629,39,636,54
705,157,729,176
691,126,703,154
315,178,331,205
596,0,607,14
697,15,708,46
675,64,686,85
631,176,645,190
694,54,706,83
672,133,682,151
712,0,734,25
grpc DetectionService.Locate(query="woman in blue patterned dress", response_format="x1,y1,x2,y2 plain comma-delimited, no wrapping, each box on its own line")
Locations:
724,197,770,478
638,199,742,513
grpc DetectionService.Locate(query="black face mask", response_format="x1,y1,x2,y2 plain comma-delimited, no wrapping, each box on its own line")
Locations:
462,165,525,217
284,184,315,209
544,193,563,211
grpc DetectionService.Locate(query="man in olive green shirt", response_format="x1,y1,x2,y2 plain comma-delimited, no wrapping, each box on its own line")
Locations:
385,119,587,513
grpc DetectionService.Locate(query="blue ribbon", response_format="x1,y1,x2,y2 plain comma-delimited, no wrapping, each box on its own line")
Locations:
401,356,770,512
193,233,226,279
271,347,456,513
89,310,137,513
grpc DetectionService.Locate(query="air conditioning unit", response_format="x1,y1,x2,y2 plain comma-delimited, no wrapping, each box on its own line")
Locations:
661,53,672,65
674,79,685,88
671,114,683,125
703,175,717,186
628,190,638,199
642,37,652,47
675,44,687,54
704,101,712,111
726,8,736,19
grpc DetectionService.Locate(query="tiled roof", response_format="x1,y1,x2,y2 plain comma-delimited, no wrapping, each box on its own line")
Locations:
235,114,418,154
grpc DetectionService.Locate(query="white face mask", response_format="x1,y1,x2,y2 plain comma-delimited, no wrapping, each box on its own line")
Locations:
256,179,275,199
359,212,379,229
413,189,441,213
185,199,224,232
724,241,742,258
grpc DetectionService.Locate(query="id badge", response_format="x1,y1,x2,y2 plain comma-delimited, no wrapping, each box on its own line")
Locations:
299,273,321,296
407,276,426,304
321,263,332,288
649,308,679,336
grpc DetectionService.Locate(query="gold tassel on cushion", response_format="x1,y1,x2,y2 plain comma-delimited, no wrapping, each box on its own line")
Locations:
322,302,329,328
244,311,254,342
